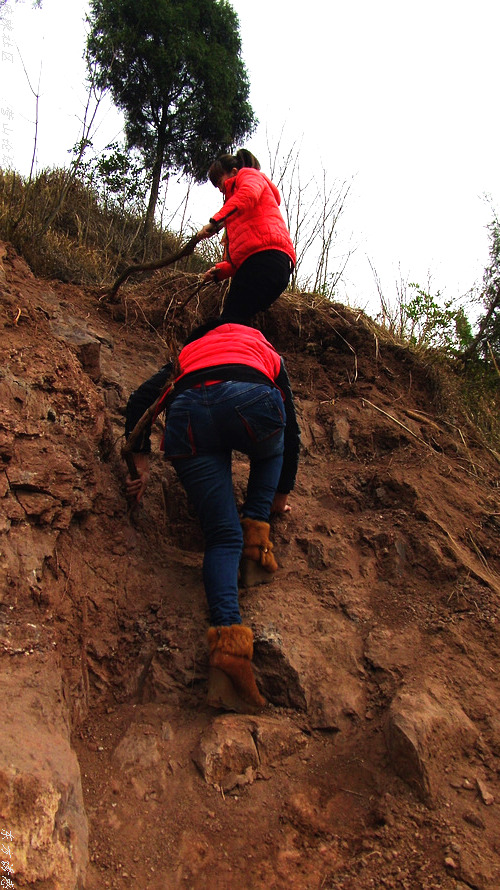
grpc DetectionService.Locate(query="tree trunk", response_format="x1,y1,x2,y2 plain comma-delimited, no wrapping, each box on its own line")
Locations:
143,133,165,255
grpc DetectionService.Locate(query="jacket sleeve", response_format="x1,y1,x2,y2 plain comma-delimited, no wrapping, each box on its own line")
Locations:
275,360,300,493
210,170,266,226
125,363,173,453
214,260,234,280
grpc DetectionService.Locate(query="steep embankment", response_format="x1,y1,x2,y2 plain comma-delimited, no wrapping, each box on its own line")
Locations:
1,240,500,890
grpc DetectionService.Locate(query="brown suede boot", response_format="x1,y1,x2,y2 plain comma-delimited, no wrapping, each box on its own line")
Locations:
240,517,278,588
207,625,266,713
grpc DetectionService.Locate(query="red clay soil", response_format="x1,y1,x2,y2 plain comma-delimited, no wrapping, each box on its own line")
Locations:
1,241,500,890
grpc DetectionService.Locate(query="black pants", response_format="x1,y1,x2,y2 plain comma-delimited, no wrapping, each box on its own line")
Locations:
220,250,292,323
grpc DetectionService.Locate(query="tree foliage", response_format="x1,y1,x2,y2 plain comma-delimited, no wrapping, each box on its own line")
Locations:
86,0,255,242
372,263,474,354
79,142,150,214
401,284,473,352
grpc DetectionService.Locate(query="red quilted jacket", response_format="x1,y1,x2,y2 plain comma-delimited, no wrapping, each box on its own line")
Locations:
151,323,283,427
177,323,282,382
210,168,296,280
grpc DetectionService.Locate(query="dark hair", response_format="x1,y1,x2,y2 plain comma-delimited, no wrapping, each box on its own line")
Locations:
208,148,261,186
183,317,226,345
183,316,255,345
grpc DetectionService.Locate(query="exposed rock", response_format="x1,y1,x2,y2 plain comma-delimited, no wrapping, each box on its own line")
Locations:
364,625,422,673
254,618,365,728
0,653,88,889
75,339,101,382
476,778,494,806
192,716,259,785
331,413,356,456
112,723,163,771
251,716,308,763
463,809,486,829
296,399,329,454
50,321,102,381
192,714,307,786
385,682,479,803
254,635,307,710
295,537,331,570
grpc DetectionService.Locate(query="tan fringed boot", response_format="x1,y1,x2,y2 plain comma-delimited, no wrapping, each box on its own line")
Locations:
207,625,266,713
239,517,278,588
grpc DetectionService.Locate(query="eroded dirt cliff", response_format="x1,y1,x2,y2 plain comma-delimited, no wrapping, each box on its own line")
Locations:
1,241,500,890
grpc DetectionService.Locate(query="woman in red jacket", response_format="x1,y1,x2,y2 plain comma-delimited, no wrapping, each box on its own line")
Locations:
125,319,300,714
197,149,296,322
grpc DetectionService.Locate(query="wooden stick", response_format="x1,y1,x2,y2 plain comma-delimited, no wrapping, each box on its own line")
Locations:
404,408,443,432
123,403,169,516
362,398,434,451
121,383,173,464
174,277,211,314
103,232,203,302
124,451,139,480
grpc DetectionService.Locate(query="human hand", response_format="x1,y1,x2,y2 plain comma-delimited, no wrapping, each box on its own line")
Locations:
125,454,150,503
271,492,291,514
196,222,217,240
202,267,218,283
126,470,150,503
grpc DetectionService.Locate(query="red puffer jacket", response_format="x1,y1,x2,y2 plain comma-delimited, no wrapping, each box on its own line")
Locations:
177,323,281,382
210,168,296,280
149,323,283,428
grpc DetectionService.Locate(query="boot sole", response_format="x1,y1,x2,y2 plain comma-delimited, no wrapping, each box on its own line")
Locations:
207,667,265,714
239,558,275,589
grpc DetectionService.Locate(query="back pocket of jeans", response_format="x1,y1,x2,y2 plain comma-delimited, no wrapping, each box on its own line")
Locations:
236,389,284,442
163,409,196,458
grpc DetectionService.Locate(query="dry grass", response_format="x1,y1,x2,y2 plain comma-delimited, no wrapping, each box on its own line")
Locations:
273,291,500,455
0,167,210,284
2,165,498,456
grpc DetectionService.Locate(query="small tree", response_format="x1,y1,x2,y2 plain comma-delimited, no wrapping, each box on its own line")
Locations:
266,130,352,295
80,142,150,215
371,262,474,352
87,0,255,247
461,213,500,362
402,284,473,351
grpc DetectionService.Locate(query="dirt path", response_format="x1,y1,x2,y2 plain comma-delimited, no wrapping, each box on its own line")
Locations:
1,242,500,889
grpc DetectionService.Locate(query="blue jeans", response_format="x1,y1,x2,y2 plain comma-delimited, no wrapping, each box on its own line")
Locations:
163,382,285,627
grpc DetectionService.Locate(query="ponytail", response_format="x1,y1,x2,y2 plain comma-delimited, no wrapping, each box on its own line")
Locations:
208,148,261,185
235,149,261,170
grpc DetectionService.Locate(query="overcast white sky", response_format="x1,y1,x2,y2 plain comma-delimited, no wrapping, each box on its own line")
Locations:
1,0,499,316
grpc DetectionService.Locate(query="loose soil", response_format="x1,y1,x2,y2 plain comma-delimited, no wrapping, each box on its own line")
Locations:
1,241,500,890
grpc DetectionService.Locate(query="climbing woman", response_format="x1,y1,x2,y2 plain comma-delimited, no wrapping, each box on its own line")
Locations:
196,149,296,323
125,318,300,714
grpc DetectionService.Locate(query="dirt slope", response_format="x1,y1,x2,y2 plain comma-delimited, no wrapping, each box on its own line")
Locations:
1,241,500,890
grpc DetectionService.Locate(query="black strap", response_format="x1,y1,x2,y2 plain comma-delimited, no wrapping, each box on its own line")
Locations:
156,364,276,417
